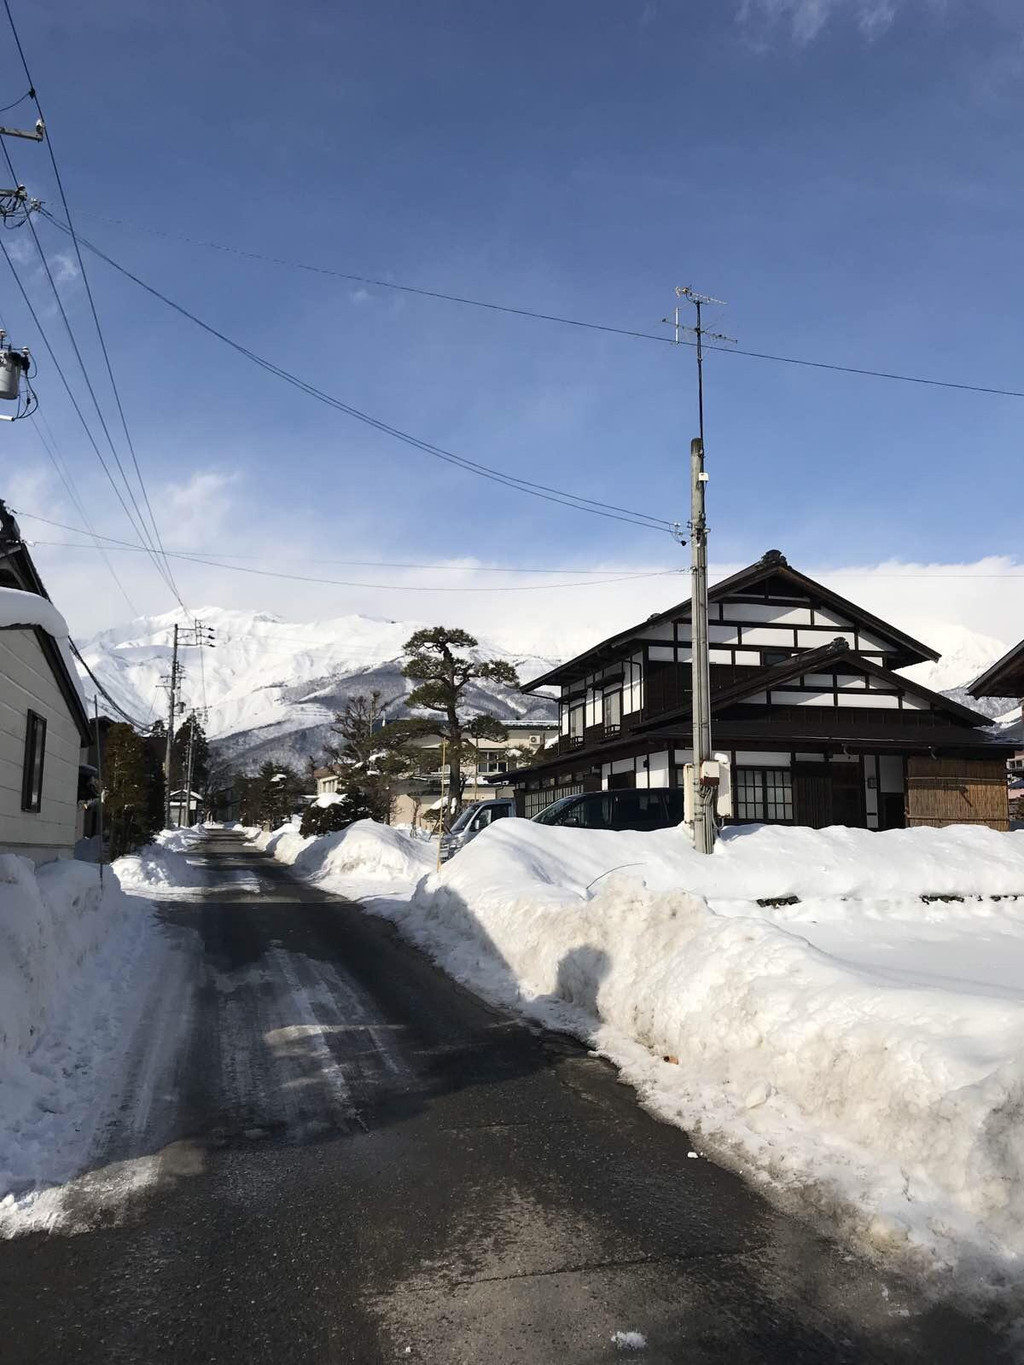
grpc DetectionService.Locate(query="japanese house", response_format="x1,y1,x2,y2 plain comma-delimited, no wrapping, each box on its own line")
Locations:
507,550,1014,831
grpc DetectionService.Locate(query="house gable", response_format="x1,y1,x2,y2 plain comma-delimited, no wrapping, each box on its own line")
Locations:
523,549,939,696
968,639,1024,702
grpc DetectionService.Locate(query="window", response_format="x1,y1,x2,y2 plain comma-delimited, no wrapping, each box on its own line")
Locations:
604,689,622,733
476,750,508,775
568,705,585,744
21,709,46,812
735,767,793,823
762,649,794,667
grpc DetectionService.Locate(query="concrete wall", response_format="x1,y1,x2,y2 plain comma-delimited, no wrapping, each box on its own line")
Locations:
0,627,82,862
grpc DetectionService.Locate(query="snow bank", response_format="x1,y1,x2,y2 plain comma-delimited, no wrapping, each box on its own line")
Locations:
112,825,210,894
0,854,166,1202
255,818,435,888
372,820,1024,1284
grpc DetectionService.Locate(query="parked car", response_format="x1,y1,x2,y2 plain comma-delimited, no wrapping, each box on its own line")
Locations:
439,798,516,860
531,788,685,832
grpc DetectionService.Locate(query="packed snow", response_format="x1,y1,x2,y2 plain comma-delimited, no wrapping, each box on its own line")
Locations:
257,814,1024,1287
0,852,180,1219
255,817,435,890
114,825,261,897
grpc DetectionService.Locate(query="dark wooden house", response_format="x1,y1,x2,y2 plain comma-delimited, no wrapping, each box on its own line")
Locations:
508,550,1014,831
968,640,1024,717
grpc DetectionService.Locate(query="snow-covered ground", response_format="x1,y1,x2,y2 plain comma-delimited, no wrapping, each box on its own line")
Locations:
0,849,194,1230
254,815,1024,1291
252,816,435,891
114,825,261,897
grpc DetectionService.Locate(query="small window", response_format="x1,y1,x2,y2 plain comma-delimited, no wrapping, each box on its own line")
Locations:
22,709,46,812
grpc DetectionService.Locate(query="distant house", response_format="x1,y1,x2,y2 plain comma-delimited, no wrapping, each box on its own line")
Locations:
968,637,1024,785
391,723,558,828
0,502,93,863
505,550,1015,832
314,724,559,827
168,788,203,828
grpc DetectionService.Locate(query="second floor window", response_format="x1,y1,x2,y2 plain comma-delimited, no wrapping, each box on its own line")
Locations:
604,689,622,730
476,750,508,774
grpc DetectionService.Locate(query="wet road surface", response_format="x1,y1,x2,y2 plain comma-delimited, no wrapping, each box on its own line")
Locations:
0,830,1013,1362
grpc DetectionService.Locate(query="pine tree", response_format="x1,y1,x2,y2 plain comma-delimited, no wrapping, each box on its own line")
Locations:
324,691,419,823
105,723,161,857
237,761,305,829
401,627,519,821
170,713,210,798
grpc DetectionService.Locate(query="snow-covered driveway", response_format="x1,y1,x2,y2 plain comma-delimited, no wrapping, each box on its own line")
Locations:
0,831,1012,1362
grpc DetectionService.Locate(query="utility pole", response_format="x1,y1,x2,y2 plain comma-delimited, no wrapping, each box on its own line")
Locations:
183,711,196,828
94,696,104,889
161,620,215,828
672,287,734,854
162,623,181,829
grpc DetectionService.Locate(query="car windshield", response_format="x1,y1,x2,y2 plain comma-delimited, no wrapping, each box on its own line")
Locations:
531,796,578,824
448,805,480,834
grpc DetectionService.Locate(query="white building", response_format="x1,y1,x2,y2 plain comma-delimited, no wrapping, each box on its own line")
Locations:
0,584,92,864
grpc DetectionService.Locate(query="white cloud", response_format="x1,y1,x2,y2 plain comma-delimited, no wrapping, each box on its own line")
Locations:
50,252,80,287
738,0,900,43
159,469,238,549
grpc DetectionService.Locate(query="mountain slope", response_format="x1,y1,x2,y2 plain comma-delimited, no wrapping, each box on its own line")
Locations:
77,608,558,774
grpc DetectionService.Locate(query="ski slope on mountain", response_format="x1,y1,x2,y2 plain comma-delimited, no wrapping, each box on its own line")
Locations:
75,607,558,771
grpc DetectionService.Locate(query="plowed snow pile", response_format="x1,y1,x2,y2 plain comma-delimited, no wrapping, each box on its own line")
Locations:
376,820,1024,1284
0,854,168,1205
256,818,435,889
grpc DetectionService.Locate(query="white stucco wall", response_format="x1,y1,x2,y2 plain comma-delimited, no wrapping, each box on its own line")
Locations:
0,627,82,862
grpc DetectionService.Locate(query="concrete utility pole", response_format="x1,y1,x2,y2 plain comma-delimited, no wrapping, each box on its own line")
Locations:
183,712,196,828
689,435,715,854
672,287,734,854
163,623,180,829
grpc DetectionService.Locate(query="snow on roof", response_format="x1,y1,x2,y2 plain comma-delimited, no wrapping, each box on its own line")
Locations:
0,585,70,637
0,585,90,725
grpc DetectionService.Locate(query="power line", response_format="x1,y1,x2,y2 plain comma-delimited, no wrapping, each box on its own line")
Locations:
40,213,677,534
20,517,1024,582
0,290,140,615
16,512,669,573
69,639,151,730
0,0,188,612
0,146,174,592
28,417,141,615
0,234,178,584
79,209,1024,403
22,533,685,593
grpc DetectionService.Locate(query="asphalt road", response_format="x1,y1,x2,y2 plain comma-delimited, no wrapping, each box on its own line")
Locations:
0,829,1013,1363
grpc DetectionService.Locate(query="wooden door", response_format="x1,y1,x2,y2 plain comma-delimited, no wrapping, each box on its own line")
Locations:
794,767,831,828
830,764,865,827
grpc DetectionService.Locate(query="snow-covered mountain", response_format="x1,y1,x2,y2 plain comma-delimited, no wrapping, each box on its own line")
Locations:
76,607,559,774
901,625,1018,725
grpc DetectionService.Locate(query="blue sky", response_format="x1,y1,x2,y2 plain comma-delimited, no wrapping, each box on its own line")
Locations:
4,0,1023,653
